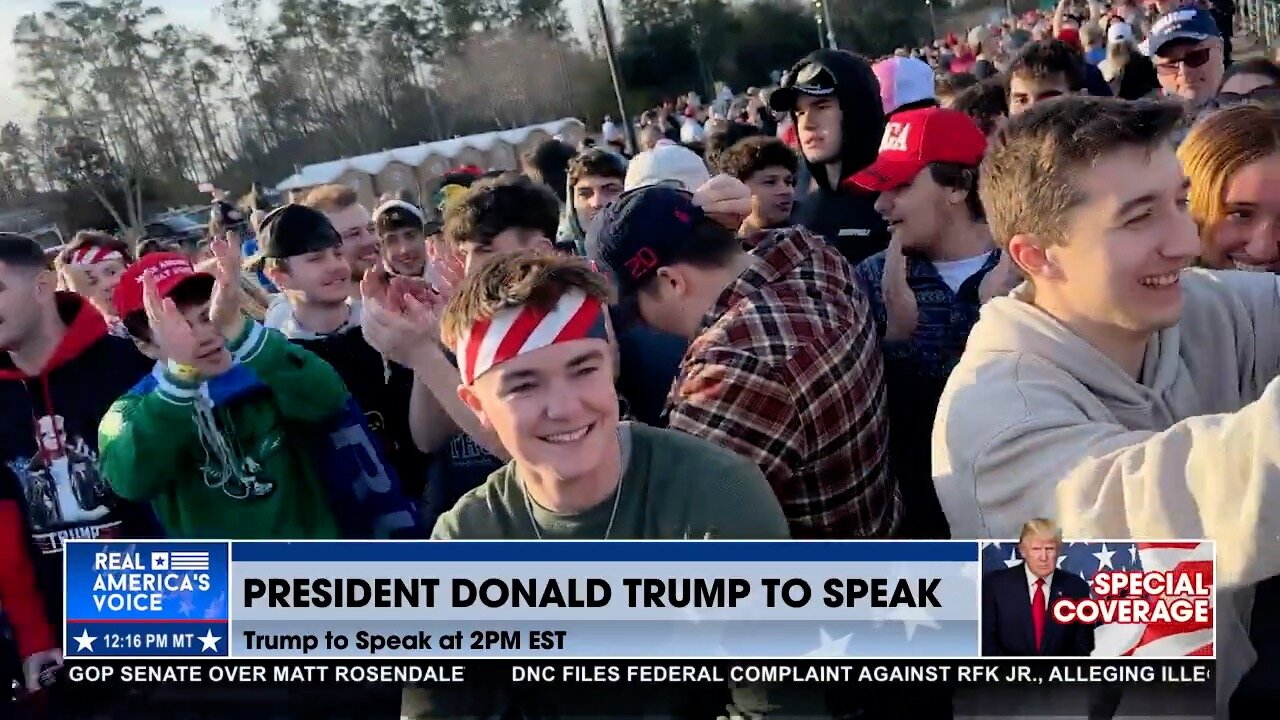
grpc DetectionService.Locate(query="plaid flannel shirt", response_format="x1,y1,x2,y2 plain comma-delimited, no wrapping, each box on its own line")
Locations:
663,227,901,538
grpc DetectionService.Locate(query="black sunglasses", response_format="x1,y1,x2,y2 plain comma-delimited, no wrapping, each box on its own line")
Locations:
783,62,837,95
1215,86,1280,107
1155,46,1214,76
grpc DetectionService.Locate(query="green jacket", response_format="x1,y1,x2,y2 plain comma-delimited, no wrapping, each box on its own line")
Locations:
98,320,344,539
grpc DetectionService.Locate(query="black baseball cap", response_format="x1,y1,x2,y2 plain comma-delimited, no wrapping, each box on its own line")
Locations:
247,203,341,269
588,185,705,301
769,59,840,113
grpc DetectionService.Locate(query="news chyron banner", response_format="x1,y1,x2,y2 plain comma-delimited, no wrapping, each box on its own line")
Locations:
65,540,974,660
62,539,1215,662
979,541,1215,658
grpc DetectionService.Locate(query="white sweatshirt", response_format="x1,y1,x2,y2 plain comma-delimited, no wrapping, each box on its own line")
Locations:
933,269,1280,717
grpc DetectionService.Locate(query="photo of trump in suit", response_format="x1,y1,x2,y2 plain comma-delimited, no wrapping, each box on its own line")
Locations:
983,518,1095,657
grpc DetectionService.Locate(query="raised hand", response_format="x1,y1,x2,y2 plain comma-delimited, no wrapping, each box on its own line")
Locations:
142,270,201,365
979,248,1021,304
881,236,919,343
23,647,62,693
693,175,753,231
431,245,466,300
208,236,246,340
361,269,444,368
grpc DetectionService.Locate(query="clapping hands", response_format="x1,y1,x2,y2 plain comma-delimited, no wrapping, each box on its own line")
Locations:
208,236,246,340
360,269,448,368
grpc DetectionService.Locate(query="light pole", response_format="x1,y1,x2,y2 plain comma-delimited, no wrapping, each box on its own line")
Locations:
818,0,837,50
593,0,638,154
813,0,827,48
926,0,938,40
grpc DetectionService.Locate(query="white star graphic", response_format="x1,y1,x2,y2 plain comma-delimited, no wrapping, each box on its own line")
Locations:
1093,543,1116,570
73,629,97,652
1003,546,1021,568
805,628,853,657
179,599,194,616
198,629,221,652
1057,554,1067,568
885,604,941,642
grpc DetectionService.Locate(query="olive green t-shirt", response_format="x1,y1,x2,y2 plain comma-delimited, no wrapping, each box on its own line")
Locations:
431,422,790,540
417,423,791,719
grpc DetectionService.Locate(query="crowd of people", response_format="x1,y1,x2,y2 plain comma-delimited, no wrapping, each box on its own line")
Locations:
1,0,1278,717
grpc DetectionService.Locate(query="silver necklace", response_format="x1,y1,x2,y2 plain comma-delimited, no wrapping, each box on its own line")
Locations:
522,428,625,539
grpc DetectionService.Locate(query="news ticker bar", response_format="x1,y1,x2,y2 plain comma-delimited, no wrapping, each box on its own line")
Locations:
62,658,1214,688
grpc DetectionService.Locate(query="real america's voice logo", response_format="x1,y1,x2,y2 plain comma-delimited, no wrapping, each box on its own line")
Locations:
92,549,214,612
65,541,231,658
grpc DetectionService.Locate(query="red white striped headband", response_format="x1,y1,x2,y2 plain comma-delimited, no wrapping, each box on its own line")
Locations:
456,289,609,385
67,245,124,267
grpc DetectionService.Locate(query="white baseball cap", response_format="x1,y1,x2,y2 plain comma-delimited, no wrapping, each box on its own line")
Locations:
1107,21,1134,45
872,56,936,115
623,144,712,192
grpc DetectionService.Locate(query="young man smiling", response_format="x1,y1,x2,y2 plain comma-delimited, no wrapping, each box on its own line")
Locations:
931,97,1280,713
374,199,428,278
718,135,798,235
429,252,788,541
303,184,381,285
557,149,627,256
259,204,427,495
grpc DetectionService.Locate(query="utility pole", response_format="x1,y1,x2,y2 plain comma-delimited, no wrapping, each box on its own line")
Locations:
593,0,638,154
686,0,714,102
813,0,827,48
927,0,938,41
817,0,838,50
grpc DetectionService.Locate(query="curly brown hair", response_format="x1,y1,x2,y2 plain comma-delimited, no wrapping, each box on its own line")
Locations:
443,173,560,249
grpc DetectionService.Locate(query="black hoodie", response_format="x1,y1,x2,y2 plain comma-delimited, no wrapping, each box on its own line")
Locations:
0,293,156,641
787,49,892,268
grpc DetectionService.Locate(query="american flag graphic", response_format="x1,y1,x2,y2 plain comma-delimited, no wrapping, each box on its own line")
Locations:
980,541,1214,658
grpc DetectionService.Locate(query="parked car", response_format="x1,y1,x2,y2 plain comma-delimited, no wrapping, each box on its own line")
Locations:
143,212,205,247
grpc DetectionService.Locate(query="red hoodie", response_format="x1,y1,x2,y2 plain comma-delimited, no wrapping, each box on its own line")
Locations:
0,468,55,659
0,293,154,660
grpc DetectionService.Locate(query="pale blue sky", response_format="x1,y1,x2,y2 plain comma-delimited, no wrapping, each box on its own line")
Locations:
0,0,597,127
0,0,231,124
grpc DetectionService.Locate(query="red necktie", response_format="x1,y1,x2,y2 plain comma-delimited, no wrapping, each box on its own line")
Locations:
1031,578,1046,652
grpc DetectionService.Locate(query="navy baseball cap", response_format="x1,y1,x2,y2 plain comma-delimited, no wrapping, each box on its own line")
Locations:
1146,6,1221,56
587,185,705,301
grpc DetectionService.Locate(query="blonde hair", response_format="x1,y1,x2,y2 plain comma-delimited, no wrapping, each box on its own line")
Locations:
302,183,360,213
1018,518,1062,544
1179,104,1280,263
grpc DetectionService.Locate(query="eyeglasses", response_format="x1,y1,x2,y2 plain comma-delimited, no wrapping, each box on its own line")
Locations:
1214,86,1280,107
1155,46,1214,76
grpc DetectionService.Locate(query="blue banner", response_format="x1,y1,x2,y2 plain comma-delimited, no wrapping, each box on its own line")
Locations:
64,540,230,658
65,540,983,660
